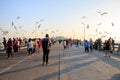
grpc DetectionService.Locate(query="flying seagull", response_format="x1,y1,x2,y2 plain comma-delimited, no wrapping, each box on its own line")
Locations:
2,31,9,35
41,32,44,34
81,16,86,19
104,31,111,35
38,24,41,29
14,25,17,30
52,31,55,33
17,16,20,19
97,11,108,16
111,22,115,26
87,24,89,29
40,19,44,21
0,26,2,30
12,21,14,26
19,26,22,29
98,22,102,25
36,22,38,24
95,28,98,32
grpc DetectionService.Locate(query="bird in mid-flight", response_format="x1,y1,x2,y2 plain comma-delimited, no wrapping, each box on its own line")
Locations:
97,11,108,16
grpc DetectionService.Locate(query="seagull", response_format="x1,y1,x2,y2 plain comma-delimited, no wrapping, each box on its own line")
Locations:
2,31,9,35
102,35,107,37
41,32,44,34
95,28,97,32
36,22,38,24
0,26,2,30
16,16,20,19
38,24,41,29
52,31,55,33
97,11,108,16
104,31,111,35
12,21,14,26
19,26,22,29
81,16,86,19
98,22,101,25
114,37,116,39
40,19,44,21
14,25,17,30
111,22,115,26
87,24,89,29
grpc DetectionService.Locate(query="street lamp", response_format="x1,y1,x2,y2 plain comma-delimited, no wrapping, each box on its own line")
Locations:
81,16,87,40
81,22,85,40
35,22,38,38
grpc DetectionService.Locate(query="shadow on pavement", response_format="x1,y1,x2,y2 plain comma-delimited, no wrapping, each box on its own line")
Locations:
34,48,98,80
111,73,120,80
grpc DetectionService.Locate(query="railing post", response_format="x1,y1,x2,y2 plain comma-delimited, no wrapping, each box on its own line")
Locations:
118,44,120,52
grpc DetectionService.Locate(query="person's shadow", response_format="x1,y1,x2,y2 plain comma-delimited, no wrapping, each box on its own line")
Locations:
111,73,120,80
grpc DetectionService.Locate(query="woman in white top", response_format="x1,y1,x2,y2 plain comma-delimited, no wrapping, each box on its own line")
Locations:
27,38,33,55
63,40,66,49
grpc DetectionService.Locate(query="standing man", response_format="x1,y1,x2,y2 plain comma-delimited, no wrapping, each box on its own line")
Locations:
89,38,93,52
42,34,51,65
6,38,13,58
84,40,89,52
3,37,7,50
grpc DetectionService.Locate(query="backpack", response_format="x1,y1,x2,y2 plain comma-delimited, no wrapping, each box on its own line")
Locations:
42,38,49,49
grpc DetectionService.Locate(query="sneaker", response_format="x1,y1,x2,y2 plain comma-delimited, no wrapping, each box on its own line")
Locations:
46,62,49,66
42,62,45,65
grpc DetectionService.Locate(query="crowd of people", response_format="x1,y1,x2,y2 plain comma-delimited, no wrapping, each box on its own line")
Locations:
2,37,24,58
83,37,115,58
1,35,117,65
1,34,52,66
62,39,81,49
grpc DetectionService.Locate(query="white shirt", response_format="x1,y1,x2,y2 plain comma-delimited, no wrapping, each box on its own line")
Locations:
28,41,33,49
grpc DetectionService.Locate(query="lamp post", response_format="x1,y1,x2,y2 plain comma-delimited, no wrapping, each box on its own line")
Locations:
81,22,85,40
35,22,38,38
81,16,87,40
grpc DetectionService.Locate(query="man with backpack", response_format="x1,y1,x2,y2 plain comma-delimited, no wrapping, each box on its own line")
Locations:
42,34,51,66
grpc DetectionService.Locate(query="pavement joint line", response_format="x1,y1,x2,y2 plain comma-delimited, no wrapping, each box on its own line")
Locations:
0,54,33,74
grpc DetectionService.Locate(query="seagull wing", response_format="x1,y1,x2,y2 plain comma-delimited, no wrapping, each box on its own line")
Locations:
97,11,102,15
102,12,108,15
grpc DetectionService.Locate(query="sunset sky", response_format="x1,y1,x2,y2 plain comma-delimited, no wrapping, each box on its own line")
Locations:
0,0,120,42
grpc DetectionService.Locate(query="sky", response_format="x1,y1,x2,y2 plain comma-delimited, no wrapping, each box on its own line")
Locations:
0,0,120,42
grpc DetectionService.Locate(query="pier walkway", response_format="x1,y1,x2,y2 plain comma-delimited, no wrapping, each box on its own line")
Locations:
0,43,120,80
